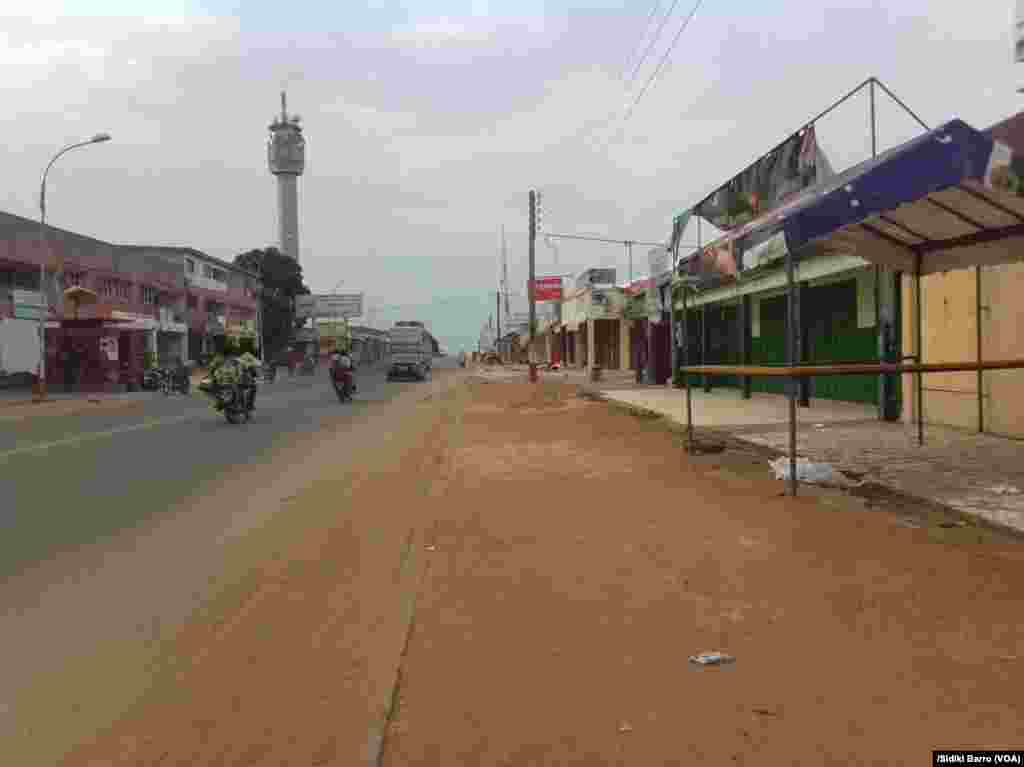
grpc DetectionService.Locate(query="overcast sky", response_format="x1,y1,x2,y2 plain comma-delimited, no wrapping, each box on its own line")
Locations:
1,1,1020,350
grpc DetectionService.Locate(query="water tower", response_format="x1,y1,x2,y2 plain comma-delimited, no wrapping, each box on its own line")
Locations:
267,91,305,261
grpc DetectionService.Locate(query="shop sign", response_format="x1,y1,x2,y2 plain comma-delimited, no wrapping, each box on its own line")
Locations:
530,277,563,302
13,290,43,320
576,268,616,290
587,288,625,320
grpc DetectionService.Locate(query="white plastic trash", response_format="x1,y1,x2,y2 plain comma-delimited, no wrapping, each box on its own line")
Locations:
769,457,841,485
689,653,736,666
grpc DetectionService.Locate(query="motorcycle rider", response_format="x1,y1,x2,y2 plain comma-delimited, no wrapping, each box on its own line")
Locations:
330,346,356,396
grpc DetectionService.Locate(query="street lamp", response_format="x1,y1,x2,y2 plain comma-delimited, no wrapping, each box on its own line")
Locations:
35,133,112,400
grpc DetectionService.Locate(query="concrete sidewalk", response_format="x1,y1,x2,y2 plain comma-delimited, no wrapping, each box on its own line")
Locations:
598,385,878,430
598,384,1024,534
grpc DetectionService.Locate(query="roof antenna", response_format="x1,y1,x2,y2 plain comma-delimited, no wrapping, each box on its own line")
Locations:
281,90,287,122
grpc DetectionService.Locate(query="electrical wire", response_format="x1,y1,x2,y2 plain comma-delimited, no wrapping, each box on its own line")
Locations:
620,0,664,83
622,0,706,123
624,0,682,90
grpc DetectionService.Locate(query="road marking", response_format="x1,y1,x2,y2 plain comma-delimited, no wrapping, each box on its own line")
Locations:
0,414,196,461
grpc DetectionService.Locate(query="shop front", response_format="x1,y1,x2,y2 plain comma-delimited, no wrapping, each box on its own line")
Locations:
45,317,147,393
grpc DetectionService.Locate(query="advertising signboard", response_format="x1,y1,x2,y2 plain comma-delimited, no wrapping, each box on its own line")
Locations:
530,276,563,302
296,293,364,320
12,290,44,321
576,268,616,290
587,288,625,320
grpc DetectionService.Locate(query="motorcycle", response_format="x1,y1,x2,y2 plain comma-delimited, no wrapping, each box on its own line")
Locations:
215,382,255,423
331,366,355,403
144,366,190,395
199,360,257,424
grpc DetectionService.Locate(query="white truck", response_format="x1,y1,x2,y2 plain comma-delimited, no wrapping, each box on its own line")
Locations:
387,323,432,381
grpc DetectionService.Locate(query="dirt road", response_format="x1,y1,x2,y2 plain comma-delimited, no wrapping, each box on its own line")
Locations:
57,379,1024,765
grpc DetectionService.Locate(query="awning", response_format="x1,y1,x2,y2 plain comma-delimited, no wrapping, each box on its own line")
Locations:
678,117,1024,280
781,118,1024,275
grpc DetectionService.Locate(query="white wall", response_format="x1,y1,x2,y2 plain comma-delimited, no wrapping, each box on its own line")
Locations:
0,319,41,374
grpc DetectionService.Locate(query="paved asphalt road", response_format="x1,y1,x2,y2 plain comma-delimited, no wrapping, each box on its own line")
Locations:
0,360,447,580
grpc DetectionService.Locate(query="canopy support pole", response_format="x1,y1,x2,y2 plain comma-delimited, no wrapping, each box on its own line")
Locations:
976,265,984,434
786,246,798,497
683,285,694,454
915,253,924,447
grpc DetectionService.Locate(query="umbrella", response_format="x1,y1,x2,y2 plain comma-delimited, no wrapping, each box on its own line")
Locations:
63,285,99,319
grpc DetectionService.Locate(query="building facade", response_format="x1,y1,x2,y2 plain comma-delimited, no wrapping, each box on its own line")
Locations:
0,210,259,388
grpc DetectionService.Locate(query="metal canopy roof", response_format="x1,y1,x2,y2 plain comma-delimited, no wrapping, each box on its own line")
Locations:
780,118,1024,275
681,116,1024,279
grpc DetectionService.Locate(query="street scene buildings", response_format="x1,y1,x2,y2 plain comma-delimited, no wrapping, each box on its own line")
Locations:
0,210,259,392
485,98,1024,441
6,8,1024,767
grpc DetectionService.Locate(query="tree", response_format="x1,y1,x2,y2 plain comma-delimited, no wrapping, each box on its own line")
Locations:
234,247,310,357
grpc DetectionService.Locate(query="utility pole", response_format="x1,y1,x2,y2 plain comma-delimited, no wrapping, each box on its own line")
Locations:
528,189,538,383
496,290,501,354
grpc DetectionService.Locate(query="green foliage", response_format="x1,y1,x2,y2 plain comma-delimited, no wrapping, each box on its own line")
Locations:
233,246,311,357
223,336,241,357
143,351,158,370
238,337,257,357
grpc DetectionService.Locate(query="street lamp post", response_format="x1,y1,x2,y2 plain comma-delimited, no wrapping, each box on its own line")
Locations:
35,133,112,401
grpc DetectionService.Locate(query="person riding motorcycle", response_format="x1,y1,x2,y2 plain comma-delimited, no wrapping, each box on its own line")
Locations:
207,353,259,413
329,347,356,397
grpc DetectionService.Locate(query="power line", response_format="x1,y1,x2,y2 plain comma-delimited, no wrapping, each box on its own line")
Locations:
620,0,664,83
624,0,682,90
576,0,677,152
622,0,706,123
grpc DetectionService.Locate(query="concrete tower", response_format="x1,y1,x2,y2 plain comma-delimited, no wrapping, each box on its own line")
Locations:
267,91,305,261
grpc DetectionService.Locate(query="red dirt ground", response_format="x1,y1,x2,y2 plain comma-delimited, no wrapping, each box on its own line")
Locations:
59,380,1024,766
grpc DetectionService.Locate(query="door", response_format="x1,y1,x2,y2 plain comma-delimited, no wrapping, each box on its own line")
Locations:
653,322,670,384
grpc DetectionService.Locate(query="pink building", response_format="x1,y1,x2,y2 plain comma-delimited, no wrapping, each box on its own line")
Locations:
0,210,259,390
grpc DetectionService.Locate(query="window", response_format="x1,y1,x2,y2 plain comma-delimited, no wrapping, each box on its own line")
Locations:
142,286,160,306
185,258,195,274
64,271,86,288
99,279,131,301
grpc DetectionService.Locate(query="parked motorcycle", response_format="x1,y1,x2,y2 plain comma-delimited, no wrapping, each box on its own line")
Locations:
143,366,190,395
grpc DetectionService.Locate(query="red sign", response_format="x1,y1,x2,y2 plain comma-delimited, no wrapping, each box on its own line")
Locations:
530,277,563,302
624,278,654,296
